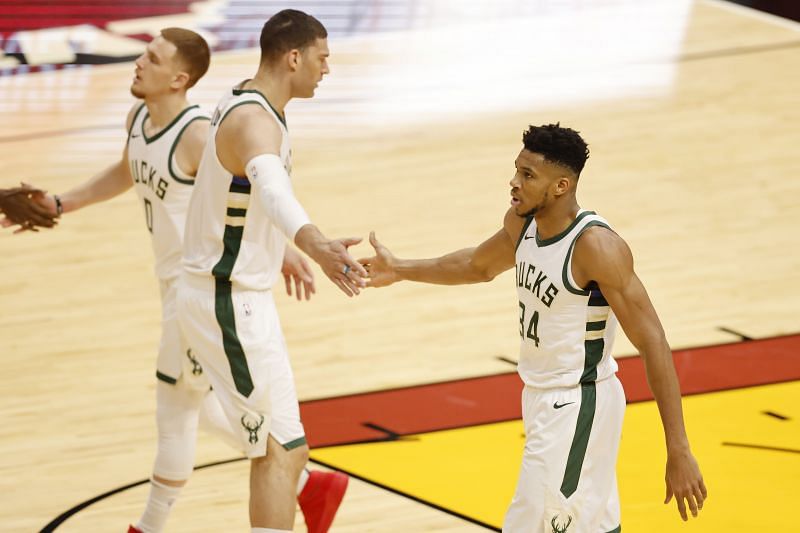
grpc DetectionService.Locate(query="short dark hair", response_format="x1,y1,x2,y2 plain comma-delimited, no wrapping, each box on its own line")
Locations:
260,9,328,65
522,123,590,176
160,27,210,89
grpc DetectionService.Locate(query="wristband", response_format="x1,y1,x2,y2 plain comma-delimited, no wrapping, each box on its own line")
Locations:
54,195,63,216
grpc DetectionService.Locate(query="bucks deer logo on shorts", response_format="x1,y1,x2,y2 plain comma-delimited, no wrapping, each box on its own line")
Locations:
241,414,265,444
550,514,572,533
186,349,203,376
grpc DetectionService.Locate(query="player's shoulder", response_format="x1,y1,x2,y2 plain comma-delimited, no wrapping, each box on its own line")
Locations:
125,100,146,131
222,102,279,133
577,223,626,253
573,224,632,278
503,207,529,244
175,115,209,155
183,113,210,139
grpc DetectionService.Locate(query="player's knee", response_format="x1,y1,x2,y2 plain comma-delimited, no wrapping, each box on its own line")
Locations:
289,443,309,472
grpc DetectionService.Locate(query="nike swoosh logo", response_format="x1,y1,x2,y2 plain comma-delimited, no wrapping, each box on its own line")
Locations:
131,133,140,138
523,234,536,240
553,401,575,409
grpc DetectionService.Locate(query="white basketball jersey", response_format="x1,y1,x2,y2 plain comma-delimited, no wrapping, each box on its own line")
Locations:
514,210,619,389
127,102,209,280
182,84,292,290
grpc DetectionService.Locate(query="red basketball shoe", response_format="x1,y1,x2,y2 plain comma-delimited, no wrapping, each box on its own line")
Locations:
298,471,349,533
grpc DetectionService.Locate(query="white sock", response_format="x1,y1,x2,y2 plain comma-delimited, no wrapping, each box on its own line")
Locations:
136,479,183,533
251,529,291,532
297,467,310,494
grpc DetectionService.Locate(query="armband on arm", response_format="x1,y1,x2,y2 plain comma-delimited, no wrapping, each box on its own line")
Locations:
245,154,311,240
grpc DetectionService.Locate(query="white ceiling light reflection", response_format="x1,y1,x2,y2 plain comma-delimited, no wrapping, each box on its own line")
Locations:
289,0,692,129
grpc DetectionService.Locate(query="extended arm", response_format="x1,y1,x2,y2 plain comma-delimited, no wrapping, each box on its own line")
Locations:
572,226,707,521
36,103,140,215
361,208,524,287
216,105,366,296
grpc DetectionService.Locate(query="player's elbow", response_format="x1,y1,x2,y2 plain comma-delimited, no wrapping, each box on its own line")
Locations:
468,262,496,283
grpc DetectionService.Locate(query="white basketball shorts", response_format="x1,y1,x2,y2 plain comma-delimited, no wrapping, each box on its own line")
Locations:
503,375,625,533
177,274,306,458
156,277,210,391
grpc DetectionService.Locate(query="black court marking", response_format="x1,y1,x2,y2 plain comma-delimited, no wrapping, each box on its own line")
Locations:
495,356,518,366
309,457,500,532
678,40,800,63
762,411,790,421
41,455,496,532
41,334,800,529
362,422,405,441
722,442,800,455
40,457,245,532
716,326,755,341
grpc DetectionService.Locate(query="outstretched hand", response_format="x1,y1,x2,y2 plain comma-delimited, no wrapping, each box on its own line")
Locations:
358,231,399,288
0,183,58,233
664,449,707,521
313,236,368,297
281,245,315,301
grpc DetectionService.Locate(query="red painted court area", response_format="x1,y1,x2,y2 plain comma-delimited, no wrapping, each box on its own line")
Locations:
300,334,800,447
0,0,195,34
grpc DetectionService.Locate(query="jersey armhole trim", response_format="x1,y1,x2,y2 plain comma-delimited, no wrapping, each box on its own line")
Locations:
216,100,269,132
515,215,535,251
537,210,596,247
168,115,210,185
126,102,146,142
142,104,200,144
562,220,612,295
231,87,287,129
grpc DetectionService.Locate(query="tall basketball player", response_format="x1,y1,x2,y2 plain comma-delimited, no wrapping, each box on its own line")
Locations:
31,27,347,533
178,9,367,533
359,124,707,532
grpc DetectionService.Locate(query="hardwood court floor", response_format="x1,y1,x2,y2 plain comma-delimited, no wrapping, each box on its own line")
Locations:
1,0,799,531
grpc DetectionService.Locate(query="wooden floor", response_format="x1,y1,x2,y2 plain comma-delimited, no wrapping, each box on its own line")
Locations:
1,0,799,531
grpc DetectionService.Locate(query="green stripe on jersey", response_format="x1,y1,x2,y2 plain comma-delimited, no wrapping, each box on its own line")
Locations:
212,225,244,279
214,278,254,397
227,207,247,217
230,182,251,194
581,338,605,383
560,382,596,498
586,320,607,332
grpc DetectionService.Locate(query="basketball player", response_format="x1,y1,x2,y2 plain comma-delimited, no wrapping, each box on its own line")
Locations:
178,9,367,533
359,124,707,532
0,184,56,232
30,27,346,533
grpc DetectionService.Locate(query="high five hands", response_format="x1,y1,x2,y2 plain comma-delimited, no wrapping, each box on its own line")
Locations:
358,231,398,288
0,183,58,233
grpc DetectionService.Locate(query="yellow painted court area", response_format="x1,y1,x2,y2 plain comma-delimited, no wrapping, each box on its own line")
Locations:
312,381,800,531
